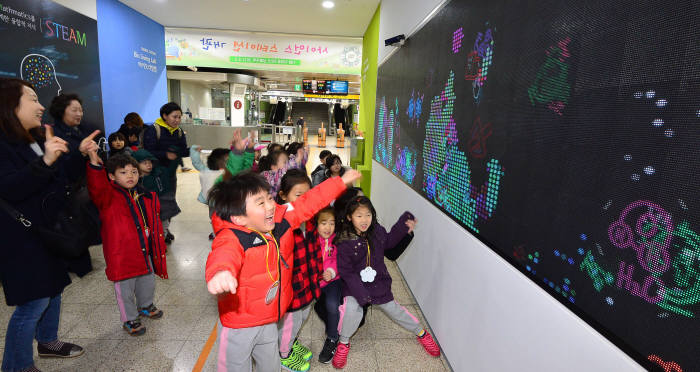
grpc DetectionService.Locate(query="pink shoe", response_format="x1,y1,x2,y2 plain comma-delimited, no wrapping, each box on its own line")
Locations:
417,331,440,357
332,342,350,369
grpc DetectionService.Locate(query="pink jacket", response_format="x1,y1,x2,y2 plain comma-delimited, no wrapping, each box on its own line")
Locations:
319,233,339,288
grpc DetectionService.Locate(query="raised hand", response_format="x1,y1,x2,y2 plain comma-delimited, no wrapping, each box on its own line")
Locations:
322,269,334,282
207,270,238,295
166,151,177,161
79,130,101,156
340,169,362,186
230,128,246,152
87,147,103,166
42,126,69,166
405,218,418,234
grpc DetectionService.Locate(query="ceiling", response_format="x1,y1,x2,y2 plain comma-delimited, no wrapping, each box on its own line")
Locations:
119,0,380,37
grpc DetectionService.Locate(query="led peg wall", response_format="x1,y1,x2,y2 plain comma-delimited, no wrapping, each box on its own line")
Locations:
373,0,700,370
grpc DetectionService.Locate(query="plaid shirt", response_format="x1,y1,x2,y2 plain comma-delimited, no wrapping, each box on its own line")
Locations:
289,225,323,311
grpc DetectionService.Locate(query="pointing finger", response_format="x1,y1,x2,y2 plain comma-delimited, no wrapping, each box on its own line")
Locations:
45,125,54,139
86,130,101,141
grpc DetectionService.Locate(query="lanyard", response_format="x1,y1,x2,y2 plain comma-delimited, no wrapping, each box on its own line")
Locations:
366,239,371,268
249,228,280,283
132,191,149,234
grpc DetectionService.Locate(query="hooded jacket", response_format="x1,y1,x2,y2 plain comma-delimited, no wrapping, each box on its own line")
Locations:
205,176,346,329
86,163,168,282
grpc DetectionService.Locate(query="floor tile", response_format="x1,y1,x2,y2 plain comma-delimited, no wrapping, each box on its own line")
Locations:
65,304,130,340
157,279,217,307
374,338,446,372
99,339,185,372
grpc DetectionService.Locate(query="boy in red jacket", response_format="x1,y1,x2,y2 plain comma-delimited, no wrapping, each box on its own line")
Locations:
86,151,168,336
205,167,360,372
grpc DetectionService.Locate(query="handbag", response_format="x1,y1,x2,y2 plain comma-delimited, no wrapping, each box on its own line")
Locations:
0,187,95,258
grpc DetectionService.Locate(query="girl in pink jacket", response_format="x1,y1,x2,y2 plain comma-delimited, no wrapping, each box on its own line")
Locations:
315,207,342,364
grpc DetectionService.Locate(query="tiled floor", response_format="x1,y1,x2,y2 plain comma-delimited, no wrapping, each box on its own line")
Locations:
0,139,451,372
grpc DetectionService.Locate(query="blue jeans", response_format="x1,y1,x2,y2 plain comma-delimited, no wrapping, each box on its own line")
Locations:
2,295,61,372
322,280,342,341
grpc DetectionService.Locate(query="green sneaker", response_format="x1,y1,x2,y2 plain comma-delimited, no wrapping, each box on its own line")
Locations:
291,339,313,361
280,351,310,372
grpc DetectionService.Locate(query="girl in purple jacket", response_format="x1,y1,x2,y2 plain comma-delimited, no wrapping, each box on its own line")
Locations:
331,196,440,369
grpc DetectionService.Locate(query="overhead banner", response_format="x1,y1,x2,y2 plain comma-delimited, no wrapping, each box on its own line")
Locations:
0,0,104,132
165,27,362,75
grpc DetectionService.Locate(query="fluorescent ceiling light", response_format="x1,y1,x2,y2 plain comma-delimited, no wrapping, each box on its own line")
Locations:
322,1,335,9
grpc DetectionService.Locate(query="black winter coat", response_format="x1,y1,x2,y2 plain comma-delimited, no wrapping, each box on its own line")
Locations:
142,123,188,167
0,137,73,306
50,121,95,276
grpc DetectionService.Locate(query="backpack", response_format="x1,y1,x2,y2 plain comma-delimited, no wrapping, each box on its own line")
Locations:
138,124,182,149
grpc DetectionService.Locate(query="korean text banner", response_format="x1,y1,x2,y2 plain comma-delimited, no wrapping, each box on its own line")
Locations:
0,0,104,132
165,28,362,75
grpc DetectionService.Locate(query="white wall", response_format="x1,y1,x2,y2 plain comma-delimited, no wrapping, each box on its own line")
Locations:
378,0,447,65
52,0,97,19
179,81,212,121
371,163,642,371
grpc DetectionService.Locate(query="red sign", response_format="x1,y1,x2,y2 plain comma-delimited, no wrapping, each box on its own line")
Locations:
234,100,242,110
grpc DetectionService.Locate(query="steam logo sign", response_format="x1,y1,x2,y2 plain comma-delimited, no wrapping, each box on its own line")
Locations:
20,54,62,95
234,100,242,110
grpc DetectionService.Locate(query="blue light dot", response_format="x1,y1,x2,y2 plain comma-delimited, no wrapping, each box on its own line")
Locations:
563,285,569,292
644,166,655,175
665,129,674,138
606,297,614,305
580,234,587,241
549,282,555,288
526,265,531,271
568,258,574,265
624,154,632,161
631,174,640,181
577,248,585,255
656,99,667,107
645,90,655,99
633,92,643,98
569,297,575,303
652,118,664,127
554,250,560,256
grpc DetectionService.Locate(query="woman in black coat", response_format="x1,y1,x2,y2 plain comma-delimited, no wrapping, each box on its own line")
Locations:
49,93,101,276
0,78,98,371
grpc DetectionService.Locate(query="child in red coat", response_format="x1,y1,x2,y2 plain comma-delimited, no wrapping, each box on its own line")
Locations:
205,160,360,372
86,151,168,336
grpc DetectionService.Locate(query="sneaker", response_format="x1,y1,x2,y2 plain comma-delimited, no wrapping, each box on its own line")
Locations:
280,352,310,372
291,339,312,361
123,320,146,336
331,342,350,369
37,341,84,358
138,304,164,319
417,331,440,357
318,337,338,364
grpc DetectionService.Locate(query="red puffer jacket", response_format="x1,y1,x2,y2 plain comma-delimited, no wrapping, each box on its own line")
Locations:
86,163,168,282
205,177,346,329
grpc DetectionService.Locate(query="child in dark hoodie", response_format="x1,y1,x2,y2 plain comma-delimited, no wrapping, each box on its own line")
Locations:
132,149,180,244
331,196,440,369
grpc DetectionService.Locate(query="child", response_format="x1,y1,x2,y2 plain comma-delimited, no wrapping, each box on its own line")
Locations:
205,160,361,371
86,152,168,336
132,149,181,244
316,207,341,364
251,143,266,172
260,143,308,196
274,169,320,372
311,150,332,187
191,145,230,239
332,196,440,368
108,132,131,158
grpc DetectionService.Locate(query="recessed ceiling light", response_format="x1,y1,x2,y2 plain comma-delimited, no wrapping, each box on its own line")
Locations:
322,1,335,9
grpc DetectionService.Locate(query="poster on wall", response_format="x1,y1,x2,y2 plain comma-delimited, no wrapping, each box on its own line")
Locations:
0,0,104,132
374,0,699,370
165,27,362,75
